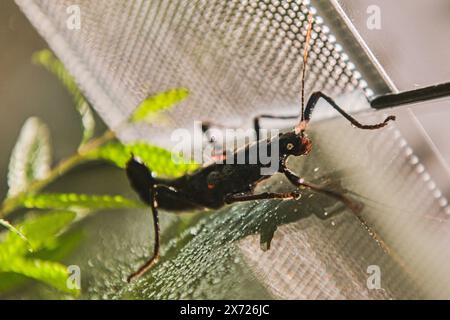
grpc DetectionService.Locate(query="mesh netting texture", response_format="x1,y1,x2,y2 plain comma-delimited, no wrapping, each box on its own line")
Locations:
16,0,372,147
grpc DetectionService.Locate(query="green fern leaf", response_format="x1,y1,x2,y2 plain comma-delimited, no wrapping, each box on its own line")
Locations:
0,219,30,248
0,229,83,293
0,211,80,295
7,117,51,197
0,258,79,295
33,49,95,145
130,88,189,123
0,211,76,257
19,193,143,210
88,142,198,177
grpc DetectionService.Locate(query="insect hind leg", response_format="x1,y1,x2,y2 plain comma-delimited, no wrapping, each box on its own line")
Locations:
126,184,203,282
127,186,160,282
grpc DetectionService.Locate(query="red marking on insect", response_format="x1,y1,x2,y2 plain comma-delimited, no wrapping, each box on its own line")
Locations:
301,135,312,155
212,154,226,162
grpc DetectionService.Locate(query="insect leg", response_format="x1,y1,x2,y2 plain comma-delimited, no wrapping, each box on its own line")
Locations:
280,164,392,255
127,186,160,282
303,91,395,129
127,185,202,282
224,190,301,204
224,190,301,251
281,165,362,214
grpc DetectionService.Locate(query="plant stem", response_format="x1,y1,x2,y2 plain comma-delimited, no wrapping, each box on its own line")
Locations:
0,130,116,219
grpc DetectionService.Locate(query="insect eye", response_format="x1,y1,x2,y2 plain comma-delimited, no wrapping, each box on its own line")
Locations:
286,143,294,150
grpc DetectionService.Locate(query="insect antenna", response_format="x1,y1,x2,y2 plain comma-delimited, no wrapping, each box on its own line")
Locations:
299,13,314,128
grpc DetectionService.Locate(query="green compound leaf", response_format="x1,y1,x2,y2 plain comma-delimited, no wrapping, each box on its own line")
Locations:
0,211,76,256
0,258,79,295
0,219,30,248
0,211,80,295
130,88,189,123
19,193,143,211
32,229,84,262
87,142,198,177
0,229,83,294
7,117,52,198
33,49,95,145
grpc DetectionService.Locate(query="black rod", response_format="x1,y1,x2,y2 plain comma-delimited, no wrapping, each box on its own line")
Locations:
370,82,450,109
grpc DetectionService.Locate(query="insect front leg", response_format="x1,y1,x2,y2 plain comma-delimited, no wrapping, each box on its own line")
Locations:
282,165,394,255
280,163,363,214
303,91,395,130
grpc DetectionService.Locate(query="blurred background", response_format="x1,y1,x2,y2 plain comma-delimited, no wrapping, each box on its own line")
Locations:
0,1,144,299
0,0,82,197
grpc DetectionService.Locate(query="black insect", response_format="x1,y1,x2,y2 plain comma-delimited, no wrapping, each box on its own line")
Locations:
124,15,395,282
